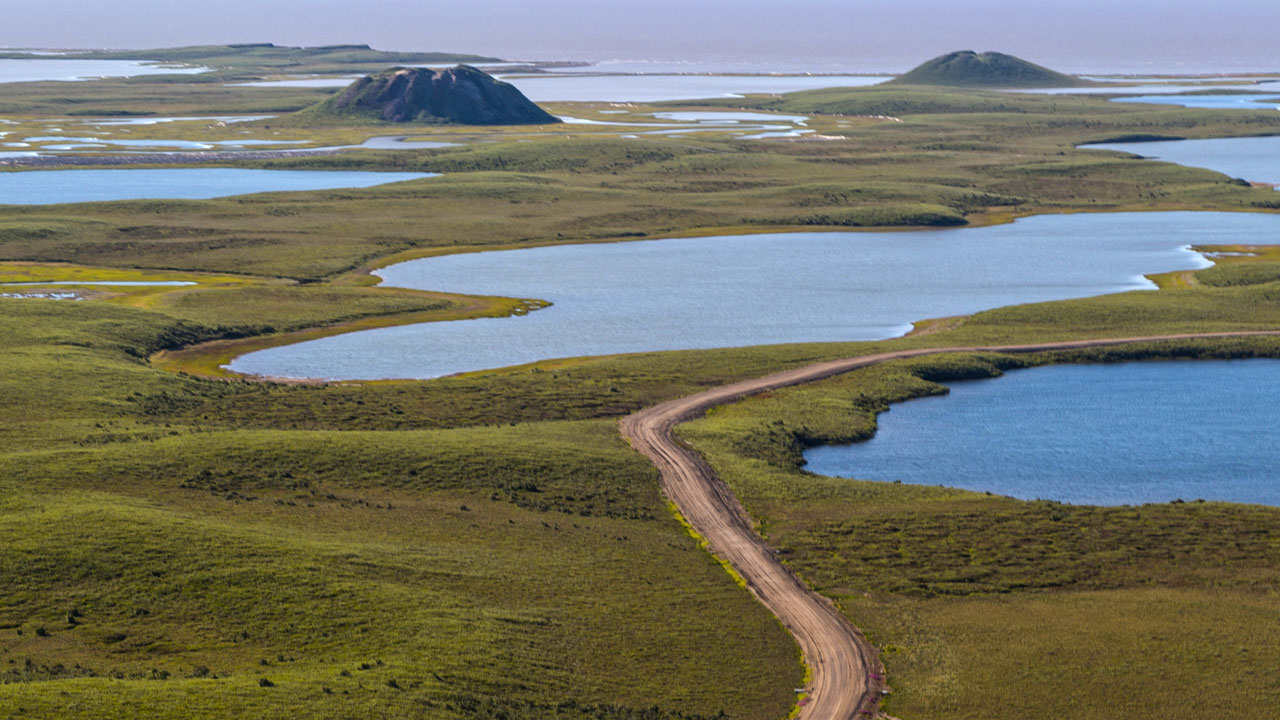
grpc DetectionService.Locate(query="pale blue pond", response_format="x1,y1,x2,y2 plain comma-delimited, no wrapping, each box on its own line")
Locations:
0,58,207,83
1082,136,1280,186
1013,81,1280,95
559,113,806,138
22,136,310,151
355,136,459,150
803,360,1280,506
0,169,436,205
82,116,275,126
229,211,1277,381
651,111,809,123
1112,93,1280,110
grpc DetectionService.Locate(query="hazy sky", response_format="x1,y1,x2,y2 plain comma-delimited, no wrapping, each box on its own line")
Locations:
4,0,1279,73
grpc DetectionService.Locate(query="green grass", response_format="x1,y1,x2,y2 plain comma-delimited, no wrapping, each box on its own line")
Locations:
3,87,1279,282
0,297,803,719
848,587,1280,719
6,77,1280,719
143,285,456,334
673,324,1280,718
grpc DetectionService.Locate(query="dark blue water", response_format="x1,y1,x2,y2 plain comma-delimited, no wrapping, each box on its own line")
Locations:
804,360,1280,506
0,168,436,205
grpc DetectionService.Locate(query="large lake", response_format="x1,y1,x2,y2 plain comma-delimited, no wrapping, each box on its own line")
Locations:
229,211,1276,381
1083,136,1280,186
0,58,206,83
804,360,1280,506
0,169,436,205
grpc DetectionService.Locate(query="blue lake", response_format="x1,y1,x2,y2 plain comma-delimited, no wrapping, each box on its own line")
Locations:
0,169,436,205
1082,136,1280,186
229,211,1277,381
803,360,1280,506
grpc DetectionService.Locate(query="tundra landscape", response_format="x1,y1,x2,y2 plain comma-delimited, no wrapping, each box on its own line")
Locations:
2,12,1280,720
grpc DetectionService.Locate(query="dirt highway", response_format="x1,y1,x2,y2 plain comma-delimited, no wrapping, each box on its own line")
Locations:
620,330,1280,720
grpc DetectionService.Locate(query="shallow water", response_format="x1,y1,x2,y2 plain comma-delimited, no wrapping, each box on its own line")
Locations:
1111,93,1280,110
496,73,887,102
560,112,809,139
1013,81,1280,95
0,168,436,205
83,115,275,126
0,58,207,83
22,136,310,151
651,111,808,123
1081,75,1280,84
736,129,814,139
229,211,1276,381
354,136,460,150
803,360,1280,506
1082,136,1280,186
0,291,81,300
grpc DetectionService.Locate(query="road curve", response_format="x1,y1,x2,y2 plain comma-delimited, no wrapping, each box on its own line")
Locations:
619,330,1280,720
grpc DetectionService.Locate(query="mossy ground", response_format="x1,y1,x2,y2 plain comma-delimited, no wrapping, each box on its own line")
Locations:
3,73,1280,718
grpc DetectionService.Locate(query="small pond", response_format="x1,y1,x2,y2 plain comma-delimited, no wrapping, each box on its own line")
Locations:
803,360,1280,506
1082,135,1280,186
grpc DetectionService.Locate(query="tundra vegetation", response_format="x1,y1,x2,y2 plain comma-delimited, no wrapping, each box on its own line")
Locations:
2,48,1280,718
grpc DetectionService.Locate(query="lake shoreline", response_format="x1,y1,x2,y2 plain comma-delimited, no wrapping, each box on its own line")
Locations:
803,357,1280,506
169,211,1271,383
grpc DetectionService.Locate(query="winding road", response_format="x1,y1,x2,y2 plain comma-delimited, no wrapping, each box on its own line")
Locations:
619,330,1280,720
